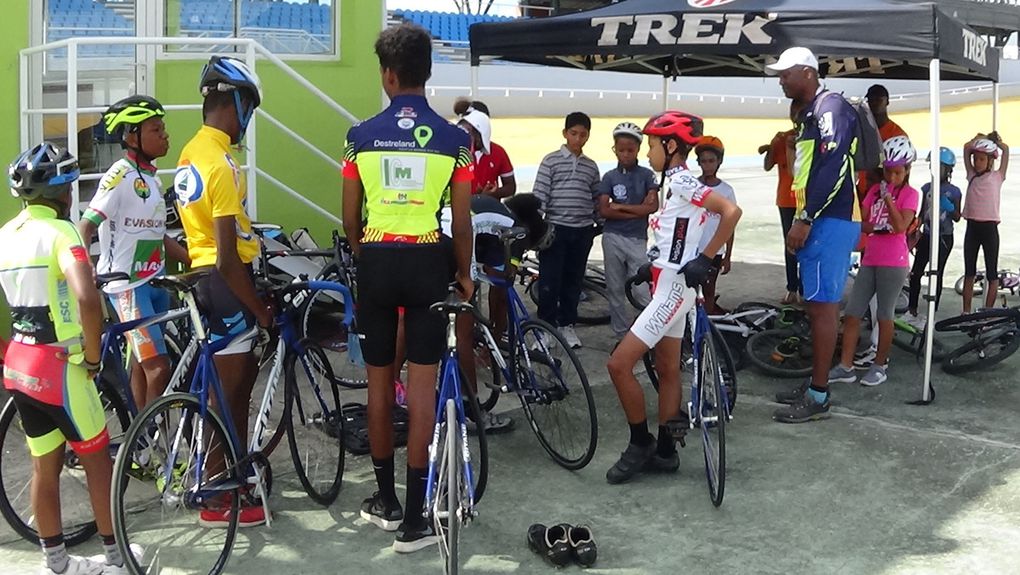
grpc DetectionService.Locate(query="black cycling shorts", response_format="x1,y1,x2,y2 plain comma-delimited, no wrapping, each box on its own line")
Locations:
357,243,453,366
963,220,999,279
194,265,257,355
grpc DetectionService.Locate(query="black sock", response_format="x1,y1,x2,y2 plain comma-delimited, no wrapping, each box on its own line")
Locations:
372,456,399,507
404,466,428,528
657,425,676,456
629,420,653,446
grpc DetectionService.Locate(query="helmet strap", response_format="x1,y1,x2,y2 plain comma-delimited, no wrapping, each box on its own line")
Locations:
233,91,253,140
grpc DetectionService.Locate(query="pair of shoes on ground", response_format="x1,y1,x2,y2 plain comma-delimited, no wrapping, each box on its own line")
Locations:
528,523,596,568
605,439,680,485
41,544,144,575
828,361,888,387
360,492,438,553
773,380,830,424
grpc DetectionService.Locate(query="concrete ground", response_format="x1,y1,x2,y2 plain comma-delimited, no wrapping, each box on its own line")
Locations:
5,163,1020,573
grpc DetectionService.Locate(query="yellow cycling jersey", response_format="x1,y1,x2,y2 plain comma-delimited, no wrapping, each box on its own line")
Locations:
173,125,259,267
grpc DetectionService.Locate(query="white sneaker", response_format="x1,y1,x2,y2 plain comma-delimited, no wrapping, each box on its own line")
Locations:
87,544,144,575
560,325,582,349
906,313,929,331
40,556,105,575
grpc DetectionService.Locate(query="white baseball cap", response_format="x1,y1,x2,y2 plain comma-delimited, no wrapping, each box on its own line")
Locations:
766,47,819,75
458,108,491,154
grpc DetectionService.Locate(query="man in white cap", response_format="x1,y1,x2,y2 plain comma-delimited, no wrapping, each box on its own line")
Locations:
766,47,862,424
457,105,517,198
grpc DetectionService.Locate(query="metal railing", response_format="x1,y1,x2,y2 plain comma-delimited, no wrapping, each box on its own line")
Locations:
20,36,358,224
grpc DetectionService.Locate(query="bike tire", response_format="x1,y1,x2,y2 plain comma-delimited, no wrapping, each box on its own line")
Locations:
954,274,986,296
435,399,461,575
698,328,726,507
941,328,1020,375
643,350,659,392
745,328,814,379
574,279,611,326
112,393,240,575
298,267,368,390
709,322,738,412
286,343,345,505
461,380,489,504
0,382,130,548
473,327,501,413
516,320,598,470
935,308,1019,333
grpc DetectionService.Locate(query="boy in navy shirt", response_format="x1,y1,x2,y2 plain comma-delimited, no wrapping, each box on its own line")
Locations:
597,122,659,338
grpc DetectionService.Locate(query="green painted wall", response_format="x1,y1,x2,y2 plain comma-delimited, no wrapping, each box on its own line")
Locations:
0,0,383,325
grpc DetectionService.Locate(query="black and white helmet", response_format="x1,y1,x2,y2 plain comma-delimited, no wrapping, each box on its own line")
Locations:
612,122,643,144
8,142,79,201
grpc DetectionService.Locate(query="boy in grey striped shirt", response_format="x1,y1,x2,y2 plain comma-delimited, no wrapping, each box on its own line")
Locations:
532,111,601,348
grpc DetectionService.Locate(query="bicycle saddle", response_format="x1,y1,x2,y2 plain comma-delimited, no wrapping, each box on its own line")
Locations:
149,269,211,294
499,226,529,244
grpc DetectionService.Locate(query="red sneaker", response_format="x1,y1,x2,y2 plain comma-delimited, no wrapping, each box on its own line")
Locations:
198,495,268,528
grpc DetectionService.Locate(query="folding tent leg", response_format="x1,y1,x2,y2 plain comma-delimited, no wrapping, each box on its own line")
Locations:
918,58,941,405
471,64,479,98
993,82,999,130
661,76,669,112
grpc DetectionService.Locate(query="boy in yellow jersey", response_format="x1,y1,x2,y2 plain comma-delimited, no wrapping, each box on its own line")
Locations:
342,23,474,553
173,55,272,528
1,142,141,574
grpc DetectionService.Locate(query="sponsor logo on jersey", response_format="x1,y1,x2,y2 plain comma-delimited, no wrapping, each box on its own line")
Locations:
381,156,427,191
123,217,165,229
57,279,71,323
395,107,418,119
668,217,690,265
173,164,204,207
131,239,164,281
397,117,415,130
133,177,151,199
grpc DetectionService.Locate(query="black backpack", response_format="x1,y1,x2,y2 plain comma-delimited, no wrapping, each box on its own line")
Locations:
813,91,884,172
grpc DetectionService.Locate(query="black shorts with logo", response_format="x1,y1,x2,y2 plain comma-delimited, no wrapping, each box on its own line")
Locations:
193,264,257,355
357,243,453,366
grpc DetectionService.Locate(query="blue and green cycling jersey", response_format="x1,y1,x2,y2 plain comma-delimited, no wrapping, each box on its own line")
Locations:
793,89,861,222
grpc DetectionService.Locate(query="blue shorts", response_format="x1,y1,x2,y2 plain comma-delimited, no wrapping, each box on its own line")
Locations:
109,282,170,362
797,217,861,303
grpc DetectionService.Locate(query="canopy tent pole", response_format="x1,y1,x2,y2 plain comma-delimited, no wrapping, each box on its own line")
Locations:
992,81,1000,130
921,58,941,404
661,76,669,111
470,64,479,98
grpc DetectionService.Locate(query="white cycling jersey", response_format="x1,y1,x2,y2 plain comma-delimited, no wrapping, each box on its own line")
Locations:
648,165,713,271
82,158,166,293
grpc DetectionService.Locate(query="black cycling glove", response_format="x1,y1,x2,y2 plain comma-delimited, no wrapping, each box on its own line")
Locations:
680,253,715,288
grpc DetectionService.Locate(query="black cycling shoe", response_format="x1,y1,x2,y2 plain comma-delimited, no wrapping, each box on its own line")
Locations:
527,523,572,567
648,449,680,473
568,525,598,568
360,492,403,532
606,441,655,485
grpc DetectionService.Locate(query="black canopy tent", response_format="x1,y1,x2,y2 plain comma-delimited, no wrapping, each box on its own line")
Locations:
469,0,999,80
468,0,1004,403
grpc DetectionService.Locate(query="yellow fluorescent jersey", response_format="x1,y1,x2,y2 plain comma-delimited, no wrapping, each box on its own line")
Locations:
0,205,89,352
173,125,258,267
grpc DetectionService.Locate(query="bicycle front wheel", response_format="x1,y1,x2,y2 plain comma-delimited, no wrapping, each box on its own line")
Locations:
0,382,129,547
697,332,727,507
745,328,814,378
112,393,240,575
942,329,1020,375
516,320,598,470
434,399,462,575
286,342,345,505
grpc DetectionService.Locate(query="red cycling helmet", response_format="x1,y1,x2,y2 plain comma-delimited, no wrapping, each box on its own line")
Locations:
643,111,704,146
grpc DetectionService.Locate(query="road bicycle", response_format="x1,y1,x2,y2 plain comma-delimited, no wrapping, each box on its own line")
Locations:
935,307,1020,374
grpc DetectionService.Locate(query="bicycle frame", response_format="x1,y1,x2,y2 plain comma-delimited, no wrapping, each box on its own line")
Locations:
687,290,732,428
477,275,570,402
99,306,195,418
424,309,477,520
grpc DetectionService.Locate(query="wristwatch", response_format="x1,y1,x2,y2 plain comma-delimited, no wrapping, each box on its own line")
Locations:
797,210,813,225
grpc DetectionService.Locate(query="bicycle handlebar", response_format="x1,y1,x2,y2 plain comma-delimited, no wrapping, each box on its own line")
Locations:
276,280,355,328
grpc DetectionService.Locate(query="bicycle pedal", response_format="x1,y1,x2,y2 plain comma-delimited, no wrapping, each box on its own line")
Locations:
665,416,690,447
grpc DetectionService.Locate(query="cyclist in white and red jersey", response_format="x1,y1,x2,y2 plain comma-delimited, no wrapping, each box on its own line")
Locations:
604,111,741,485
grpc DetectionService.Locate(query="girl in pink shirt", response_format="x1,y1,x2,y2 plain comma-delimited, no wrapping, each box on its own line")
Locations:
829,137,919,387
961,132,1010,312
